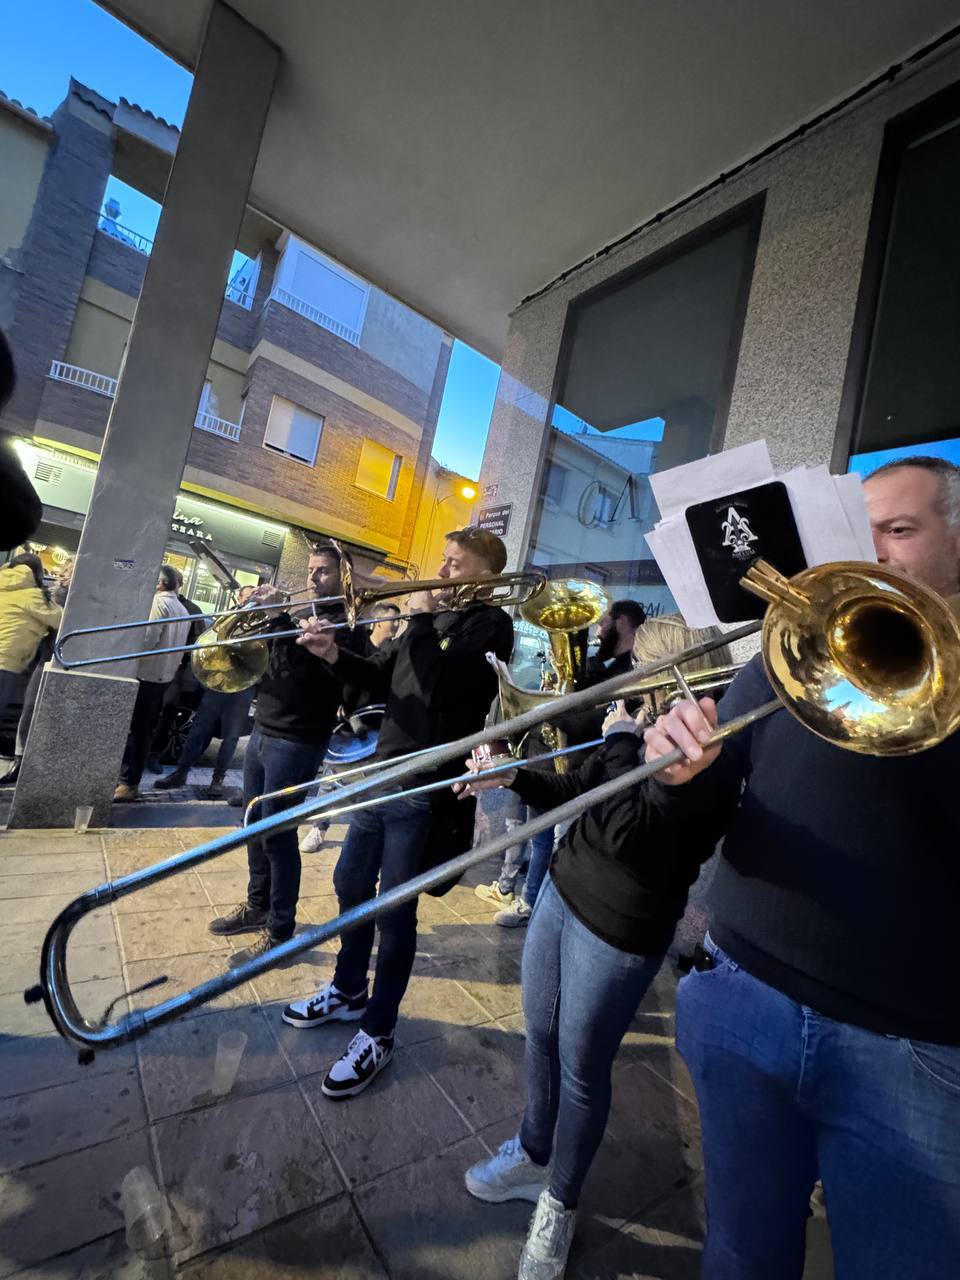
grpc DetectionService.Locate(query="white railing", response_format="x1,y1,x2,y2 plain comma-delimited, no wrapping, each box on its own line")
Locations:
269,287,361,346
47,362,242,441
48,361,118,398
194,409,242,441
98,219,154,255
224,282,255,310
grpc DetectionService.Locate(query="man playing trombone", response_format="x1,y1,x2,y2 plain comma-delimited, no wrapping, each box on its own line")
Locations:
287,526,514,1098
643,457,960,1280
208,543,366,963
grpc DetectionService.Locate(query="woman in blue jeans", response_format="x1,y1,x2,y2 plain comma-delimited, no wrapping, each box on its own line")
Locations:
458,700,706,1280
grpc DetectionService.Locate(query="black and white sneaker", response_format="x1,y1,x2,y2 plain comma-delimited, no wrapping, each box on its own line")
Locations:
321,1030,394,1098
282,982,368,1029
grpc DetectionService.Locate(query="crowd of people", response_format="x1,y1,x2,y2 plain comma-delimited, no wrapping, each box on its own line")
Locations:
3,322,960,1278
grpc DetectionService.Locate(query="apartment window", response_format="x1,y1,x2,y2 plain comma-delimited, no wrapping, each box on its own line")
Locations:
263,396,323,465
541,459,568,506
356,438,402,501
842,93,960,476
273,237,370,344
526,200,762,616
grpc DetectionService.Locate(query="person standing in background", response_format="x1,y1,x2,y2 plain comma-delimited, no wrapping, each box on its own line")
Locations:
0,553,62,727
113,565,191,802
0,557,73,786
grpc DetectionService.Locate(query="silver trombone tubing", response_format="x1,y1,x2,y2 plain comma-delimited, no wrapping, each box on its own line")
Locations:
53,596,322,669
26,621,761,1058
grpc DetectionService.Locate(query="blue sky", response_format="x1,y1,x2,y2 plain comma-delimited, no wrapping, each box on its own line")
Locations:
1,0,499,478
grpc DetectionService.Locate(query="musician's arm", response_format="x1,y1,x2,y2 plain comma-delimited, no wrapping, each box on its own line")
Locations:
328,642,395,698
509,732,640,810
402,608,514,694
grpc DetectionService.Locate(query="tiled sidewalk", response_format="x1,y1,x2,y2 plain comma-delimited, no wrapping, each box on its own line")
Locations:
0,824,769,1278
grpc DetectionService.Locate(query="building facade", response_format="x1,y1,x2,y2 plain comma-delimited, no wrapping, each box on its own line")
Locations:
0,79,453,607
478,41,960,614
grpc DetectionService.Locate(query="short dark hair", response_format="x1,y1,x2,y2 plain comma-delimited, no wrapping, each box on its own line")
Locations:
866,455,960,527
610,599,647,629
310,540,351,569
376,601,401,616
158,564,180,592
444,526,508,573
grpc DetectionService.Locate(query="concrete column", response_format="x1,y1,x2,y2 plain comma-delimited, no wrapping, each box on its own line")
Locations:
10,4,278,828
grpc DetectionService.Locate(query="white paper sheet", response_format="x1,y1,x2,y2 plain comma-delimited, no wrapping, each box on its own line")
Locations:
649,440,773,521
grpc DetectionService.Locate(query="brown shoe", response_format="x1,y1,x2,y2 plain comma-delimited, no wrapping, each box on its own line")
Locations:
208,903,268,936
113,783,141,802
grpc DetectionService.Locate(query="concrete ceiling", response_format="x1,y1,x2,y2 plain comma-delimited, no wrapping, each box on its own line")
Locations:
100,0,960,359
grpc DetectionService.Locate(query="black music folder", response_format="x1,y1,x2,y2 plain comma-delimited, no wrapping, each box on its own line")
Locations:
685,480,807,622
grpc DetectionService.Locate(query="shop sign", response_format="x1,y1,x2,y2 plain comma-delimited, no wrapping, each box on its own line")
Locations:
477,504,512,537
171,508,214,542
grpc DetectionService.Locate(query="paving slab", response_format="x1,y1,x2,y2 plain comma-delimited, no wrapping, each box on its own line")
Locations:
394,956,490,1048
124,953,258,1020
0,1065,146,1173
412,1022,526,1132
0,851,106,877
301,1046,469,1188
153,1081,342,1263
115,907,229,963
112,872,211,916
137,1005,293,1122
354,1137,531,1280
571,1179,706,1280
2,940,122,997
0,1126,154,1276
179,1196,387,1279
13,1229,170,1279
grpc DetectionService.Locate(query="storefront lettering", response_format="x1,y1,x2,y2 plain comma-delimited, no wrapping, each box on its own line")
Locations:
575,475,644,529
171,508,214,543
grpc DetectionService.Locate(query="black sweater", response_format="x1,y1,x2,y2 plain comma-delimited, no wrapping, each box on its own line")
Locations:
645,655,960,1044
329,602,514,781
511,731,702,955
255,608,367,745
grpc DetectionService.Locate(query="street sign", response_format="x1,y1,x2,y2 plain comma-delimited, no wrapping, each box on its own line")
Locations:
477,504,512,537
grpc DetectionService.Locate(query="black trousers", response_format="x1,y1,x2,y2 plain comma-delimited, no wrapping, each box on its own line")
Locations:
120,680,168,787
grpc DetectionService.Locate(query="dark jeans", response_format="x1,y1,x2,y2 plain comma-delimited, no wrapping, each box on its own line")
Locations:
676,935,960,1280
332,792,433,1038
244,728,328,940
497,806,554,906
119,680,168,787
177,686,254,774
519,877,664,1208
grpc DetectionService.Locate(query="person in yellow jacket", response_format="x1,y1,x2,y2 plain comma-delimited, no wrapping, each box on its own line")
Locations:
0,553,62,721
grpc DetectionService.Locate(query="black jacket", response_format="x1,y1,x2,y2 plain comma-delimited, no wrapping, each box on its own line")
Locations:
254,607,367,745
329,602,514,780
643,655,960,1044
510,729,703,955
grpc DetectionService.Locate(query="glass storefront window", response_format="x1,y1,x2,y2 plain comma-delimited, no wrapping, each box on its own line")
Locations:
527,205,761,616
846,101,960,478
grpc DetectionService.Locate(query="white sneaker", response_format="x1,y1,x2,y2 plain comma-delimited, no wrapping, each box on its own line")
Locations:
299,823,329,854
496,900,533,928
518,1190,576,1280
464,1135,548,1204
282,982,367,1029
475,881,515,905
321,1029,394,1098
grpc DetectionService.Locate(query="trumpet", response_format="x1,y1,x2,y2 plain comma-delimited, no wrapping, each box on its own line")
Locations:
26,560,960,1059
53,558,547,694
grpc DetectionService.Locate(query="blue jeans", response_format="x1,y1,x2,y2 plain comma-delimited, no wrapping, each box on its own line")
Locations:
244,728,328,939
332,793,433,1037
519,877,664,1208
178,686,254,774
497,806,554,906
676,936,960,1280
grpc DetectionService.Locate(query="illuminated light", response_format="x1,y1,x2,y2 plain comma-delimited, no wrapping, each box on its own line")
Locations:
459,483,478,500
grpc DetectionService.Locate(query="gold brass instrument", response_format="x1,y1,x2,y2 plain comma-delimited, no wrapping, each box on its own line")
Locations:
54,564,548,694
26,560,960,1058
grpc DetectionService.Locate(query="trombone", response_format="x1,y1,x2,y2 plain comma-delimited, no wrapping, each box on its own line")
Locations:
53,566,547,693
25,560,960,1059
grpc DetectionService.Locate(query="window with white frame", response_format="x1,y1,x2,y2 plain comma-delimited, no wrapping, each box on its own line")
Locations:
272,236,370,345
355,438,403,501
263,396,324,465
540,459,569,506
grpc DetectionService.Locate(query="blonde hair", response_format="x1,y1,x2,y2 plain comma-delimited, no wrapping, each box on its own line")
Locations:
633,614,734,714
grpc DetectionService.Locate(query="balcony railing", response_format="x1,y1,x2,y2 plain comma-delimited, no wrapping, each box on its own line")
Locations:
95,223,256,310
269,287,361,346
48,361,118,398
48,362,243,442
